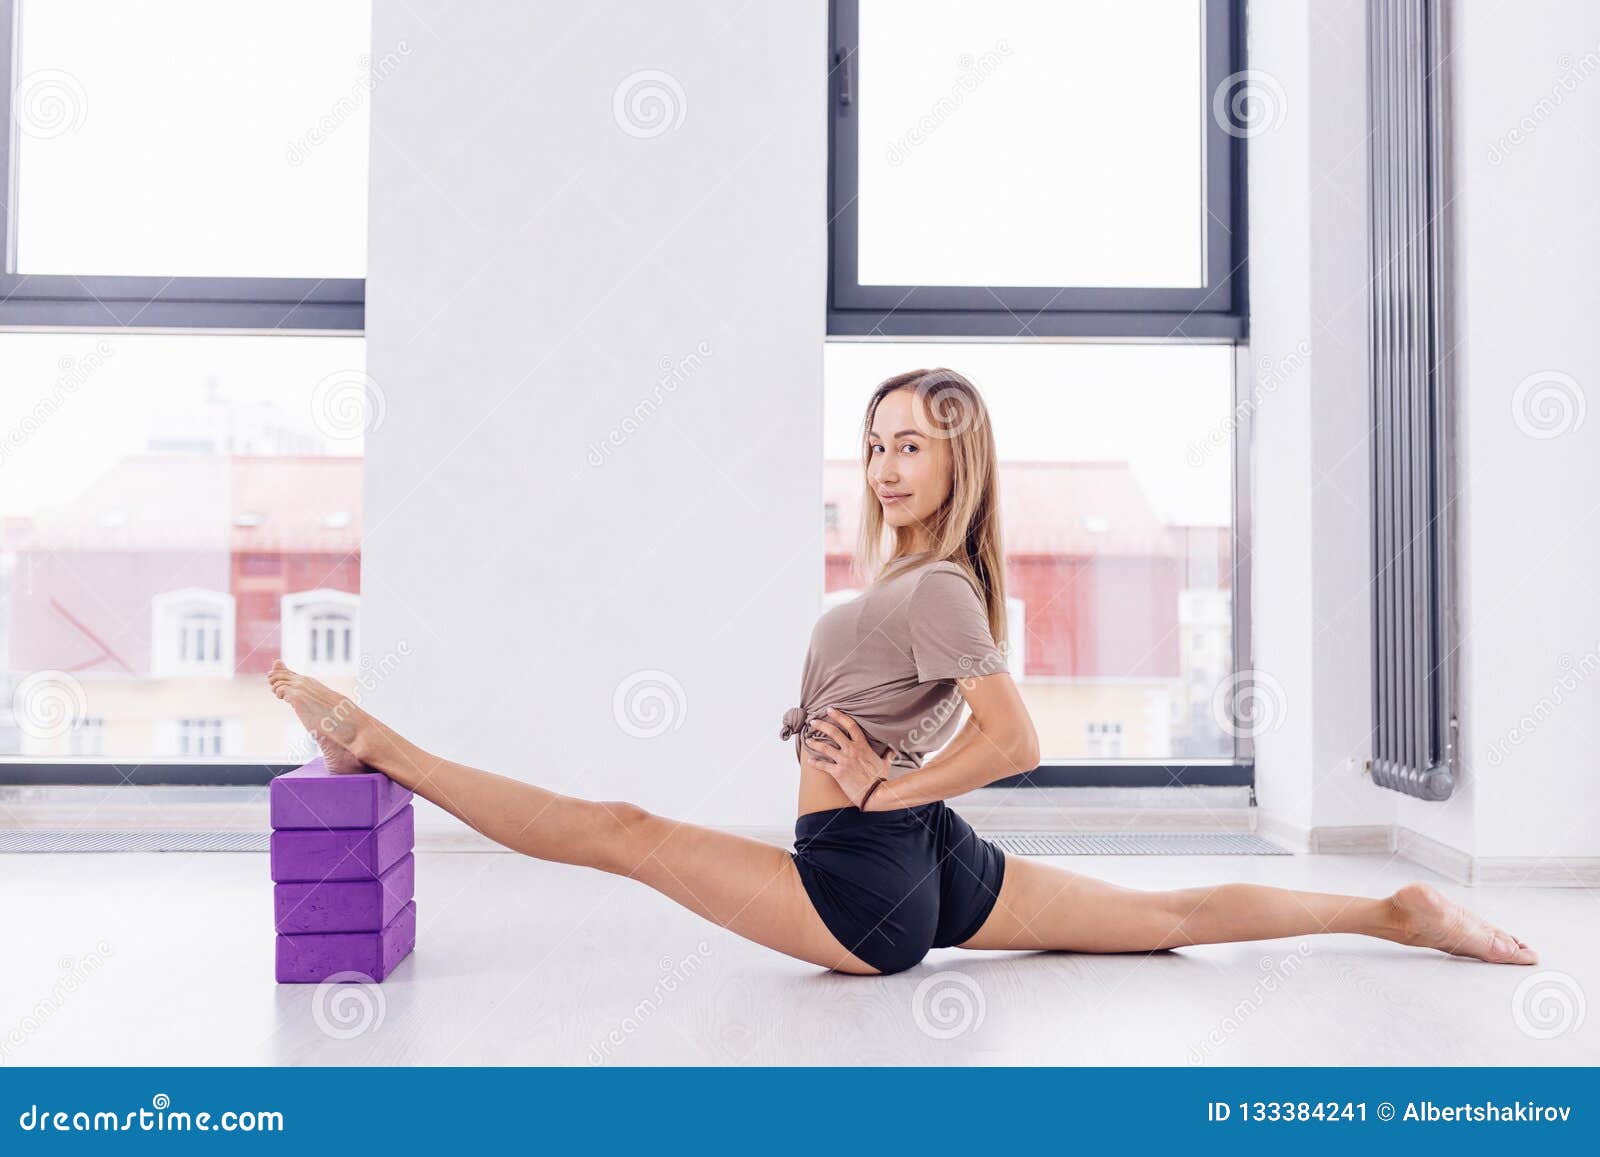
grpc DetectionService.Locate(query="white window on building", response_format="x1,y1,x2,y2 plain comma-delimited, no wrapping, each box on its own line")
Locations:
151,588,235,676
178,718,225,756
69,717,105,756
309,610,354,665
281,589,360,674
181,610,223,664
1086,721,1125,758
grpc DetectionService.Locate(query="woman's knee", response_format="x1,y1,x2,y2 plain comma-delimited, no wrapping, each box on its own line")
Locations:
590,799,660,874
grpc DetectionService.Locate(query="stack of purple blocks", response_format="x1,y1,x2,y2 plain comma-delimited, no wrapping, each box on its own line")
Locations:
269,756,417,983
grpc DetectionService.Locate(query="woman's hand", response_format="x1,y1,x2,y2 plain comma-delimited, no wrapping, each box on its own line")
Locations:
801,708,893,809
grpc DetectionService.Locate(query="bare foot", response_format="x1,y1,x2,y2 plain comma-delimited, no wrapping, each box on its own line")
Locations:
1389,881,1538,964
268,659,368,775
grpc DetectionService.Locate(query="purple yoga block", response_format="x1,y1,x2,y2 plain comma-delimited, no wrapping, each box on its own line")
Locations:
269,757,412,831
274,853,415,934
270,804,414,883
275,900,417,983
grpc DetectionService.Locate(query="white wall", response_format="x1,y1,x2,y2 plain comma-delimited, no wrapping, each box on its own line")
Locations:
360,2,826,826
1245,0,1396,836
1443,0,1600,860
1240,0,1317,835
1249,0,1600,862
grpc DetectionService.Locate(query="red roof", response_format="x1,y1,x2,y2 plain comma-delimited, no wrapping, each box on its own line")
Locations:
4,454,363,675
4,454,362,554
824,459,1179,556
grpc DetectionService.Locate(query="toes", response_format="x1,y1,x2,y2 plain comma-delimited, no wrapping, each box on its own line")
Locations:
1478,925,1539,964
1501,932,1538,965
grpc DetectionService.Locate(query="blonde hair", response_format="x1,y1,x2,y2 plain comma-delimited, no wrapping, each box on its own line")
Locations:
855,368,1007,647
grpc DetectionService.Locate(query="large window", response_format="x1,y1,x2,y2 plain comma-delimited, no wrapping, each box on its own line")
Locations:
0,333,367,771
0,2,374,782
829,0,1245,337
0,0,371,328
826,1,1250,786
824,341,1240,768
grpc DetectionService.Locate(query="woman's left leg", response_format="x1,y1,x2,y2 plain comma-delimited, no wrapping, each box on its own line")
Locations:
956,854,1537,964
267,662,883,974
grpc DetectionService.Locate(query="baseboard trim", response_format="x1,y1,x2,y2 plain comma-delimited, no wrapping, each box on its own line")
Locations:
1283,821,1600,887
1470,856,1600,887
1392,826,1474,884
1252,811,1312,853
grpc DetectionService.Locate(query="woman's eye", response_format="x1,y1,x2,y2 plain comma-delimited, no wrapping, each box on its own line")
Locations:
901,443,917,454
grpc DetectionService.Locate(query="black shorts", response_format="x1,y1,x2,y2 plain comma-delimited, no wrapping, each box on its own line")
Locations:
790,801,1007,975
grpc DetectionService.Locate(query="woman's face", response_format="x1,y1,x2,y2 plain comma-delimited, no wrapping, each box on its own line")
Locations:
866,387,954,547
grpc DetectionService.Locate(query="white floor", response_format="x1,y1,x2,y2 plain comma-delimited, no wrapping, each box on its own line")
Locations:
3,848,1596,1066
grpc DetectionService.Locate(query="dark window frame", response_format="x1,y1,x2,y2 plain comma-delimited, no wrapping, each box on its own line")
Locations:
827,0,1248,339
0,0,363,330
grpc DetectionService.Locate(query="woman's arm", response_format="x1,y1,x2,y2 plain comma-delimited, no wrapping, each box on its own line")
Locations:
803,676,1040,812
862,672,1038,810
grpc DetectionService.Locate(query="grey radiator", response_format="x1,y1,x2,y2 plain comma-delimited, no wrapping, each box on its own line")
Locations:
1365,0,1457,801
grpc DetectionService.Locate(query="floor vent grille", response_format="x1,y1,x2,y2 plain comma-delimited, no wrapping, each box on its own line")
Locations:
0,830,270,853
986,832,1290,856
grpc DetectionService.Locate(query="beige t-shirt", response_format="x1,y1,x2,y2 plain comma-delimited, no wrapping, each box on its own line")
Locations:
779,553,1009,776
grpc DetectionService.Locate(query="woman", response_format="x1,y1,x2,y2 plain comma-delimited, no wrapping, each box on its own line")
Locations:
269,367,1537,975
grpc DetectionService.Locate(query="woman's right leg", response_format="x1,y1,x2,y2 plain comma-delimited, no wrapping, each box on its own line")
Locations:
957,855,1537,964
268,663,881,976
